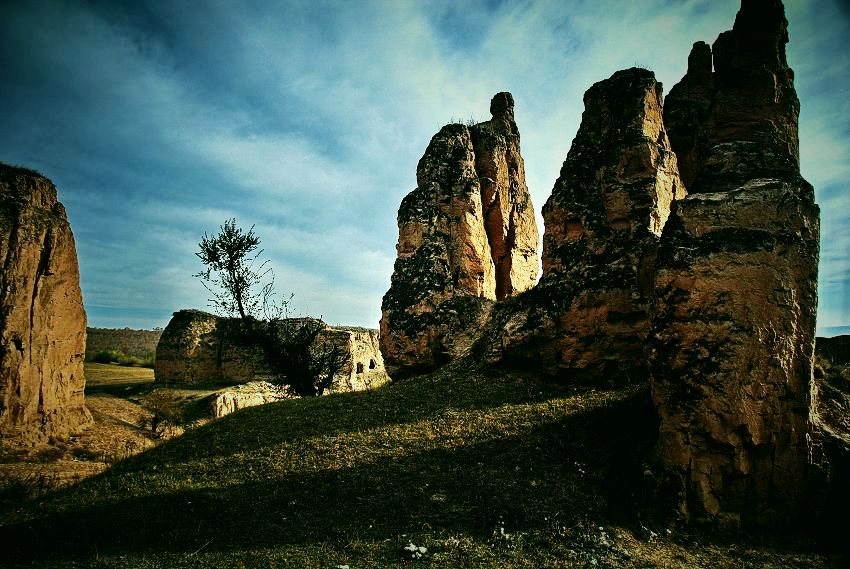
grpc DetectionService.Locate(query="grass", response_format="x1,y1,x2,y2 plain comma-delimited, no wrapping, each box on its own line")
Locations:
0,363,843,568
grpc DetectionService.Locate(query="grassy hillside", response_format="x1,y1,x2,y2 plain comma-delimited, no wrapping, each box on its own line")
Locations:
0,363,841,568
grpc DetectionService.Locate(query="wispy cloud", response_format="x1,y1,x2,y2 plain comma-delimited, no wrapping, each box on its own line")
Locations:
1,0,847,333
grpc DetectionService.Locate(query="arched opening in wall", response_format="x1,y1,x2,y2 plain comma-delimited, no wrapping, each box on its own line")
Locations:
356,363,364,374
369,359,376,369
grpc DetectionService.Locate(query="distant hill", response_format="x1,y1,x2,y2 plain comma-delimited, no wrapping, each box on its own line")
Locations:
85,327,162,359
817,335,850,366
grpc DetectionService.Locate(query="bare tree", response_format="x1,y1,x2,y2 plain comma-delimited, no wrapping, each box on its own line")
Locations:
195,219,344,396
195,218,273,320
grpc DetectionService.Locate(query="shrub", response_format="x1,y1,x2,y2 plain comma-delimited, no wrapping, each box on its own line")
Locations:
90,349,123,364
142,390,185,438
90,349,155,368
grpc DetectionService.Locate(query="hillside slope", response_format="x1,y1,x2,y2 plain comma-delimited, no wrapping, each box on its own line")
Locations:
0,364,841,568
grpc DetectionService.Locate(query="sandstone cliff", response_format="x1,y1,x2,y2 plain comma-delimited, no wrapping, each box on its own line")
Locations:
648,0,819,527
379,93,538,377
0,164,91,445
155,310,386,391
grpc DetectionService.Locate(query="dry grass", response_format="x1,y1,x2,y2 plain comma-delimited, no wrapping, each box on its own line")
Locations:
0,362,842,568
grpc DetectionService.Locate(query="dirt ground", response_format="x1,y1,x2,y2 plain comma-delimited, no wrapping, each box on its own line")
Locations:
1,364,164,496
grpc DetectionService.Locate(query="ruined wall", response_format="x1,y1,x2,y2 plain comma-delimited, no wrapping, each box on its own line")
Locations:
380,93,538,378
0,164,91,445
648,0,819,527
155,310,386,392
154,310,257,384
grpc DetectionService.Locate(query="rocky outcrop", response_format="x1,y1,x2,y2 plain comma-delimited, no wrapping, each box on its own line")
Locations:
471,93,539,298
380,93,538,377
326,326,387,391
648,0,819,527
480,69,685,380
155,310,386,391
664,0,799,193
0,164,91,445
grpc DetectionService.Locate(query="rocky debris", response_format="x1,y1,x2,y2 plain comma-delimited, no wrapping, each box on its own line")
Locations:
649,0,819,528
482,68,685,380
155,310,386,391
380,93,538,378
664,0,800,193
0,164,91,445
210,381,290,419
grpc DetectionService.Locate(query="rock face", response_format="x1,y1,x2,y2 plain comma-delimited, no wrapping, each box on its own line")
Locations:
648,0,819,527
380,93,538,377
665,0,799,193
325,326,387,391
0,165,91,445
483,69,684,380
155,310,258,384
155,310,386,391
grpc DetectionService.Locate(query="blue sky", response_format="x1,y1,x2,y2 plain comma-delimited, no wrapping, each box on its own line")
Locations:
1,0,848,335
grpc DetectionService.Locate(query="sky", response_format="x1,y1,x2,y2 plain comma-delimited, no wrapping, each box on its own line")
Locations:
1,0,848,336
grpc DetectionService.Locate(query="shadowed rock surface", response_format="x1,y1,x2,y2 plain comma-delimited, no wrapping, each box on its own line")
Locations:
155,310,258,385
0,164,91,445
648,0,819,528
380,93,538,378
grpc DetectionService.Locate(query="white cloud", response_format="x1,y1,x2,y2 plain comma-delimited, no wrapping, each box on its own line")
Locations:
2,0,848,332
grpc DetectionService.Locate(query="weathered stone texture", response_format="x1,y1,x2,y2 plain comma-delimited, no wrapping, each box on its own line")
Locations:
380,93,538,377
649,0,819,527
0,165,91,445
488,68,684,380
650,179,819,526
210,381,289,419
471,92,539,298
155,310,386,392
154,310,257,384
665,0,799,193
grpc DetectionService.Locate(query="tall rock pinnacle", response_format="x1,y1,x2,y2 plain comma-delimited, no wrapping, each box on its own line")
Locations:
379,93,539,378
0,164,91,445
649,0,819,527
665,0,799,193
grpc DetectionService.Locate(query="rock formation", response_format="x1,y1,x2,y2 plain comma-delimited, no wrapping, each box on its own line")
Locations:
0,164,91,445
155,309,386,391
378,0,820,530
648,0,819,527
380,93,538,377
480,69,685,380
664,0,799,193
155,310,258,384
